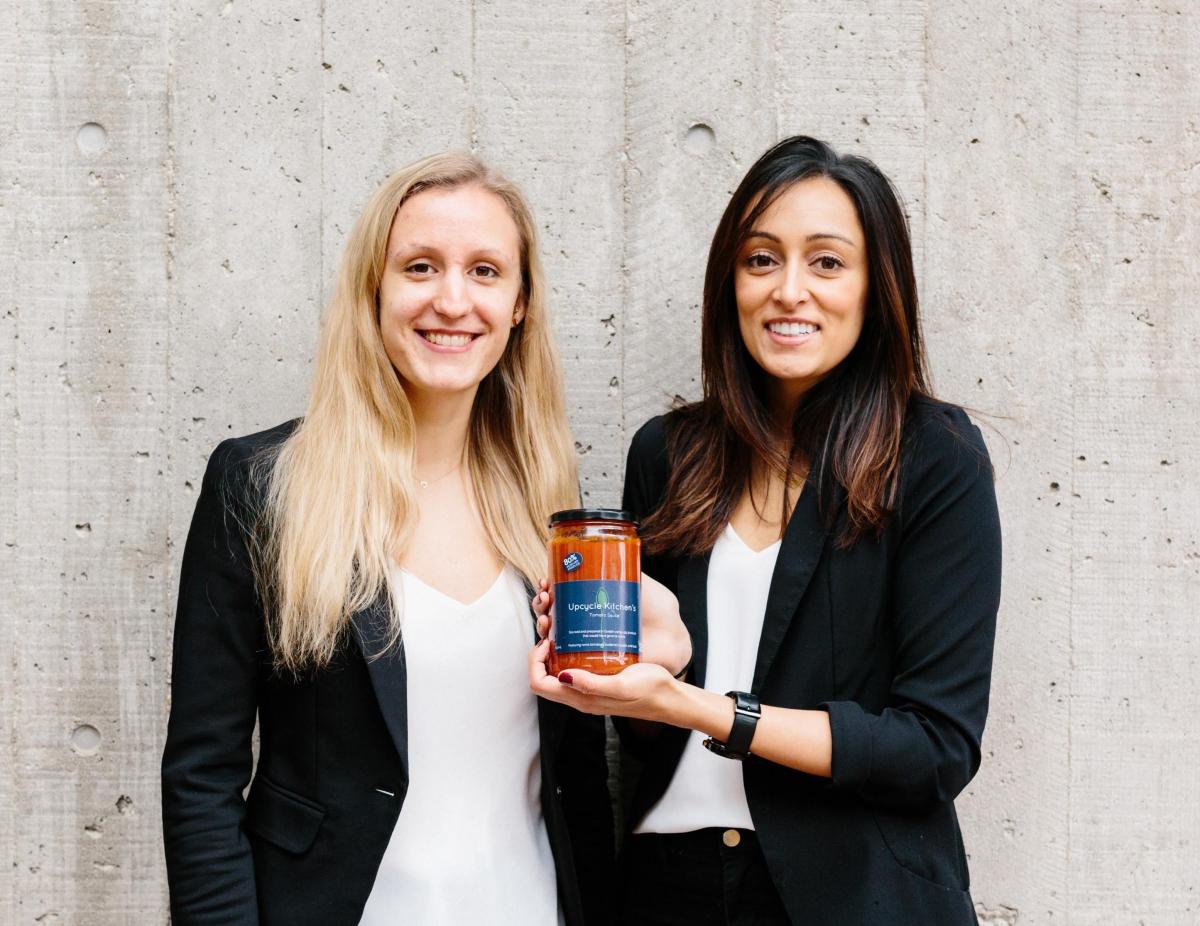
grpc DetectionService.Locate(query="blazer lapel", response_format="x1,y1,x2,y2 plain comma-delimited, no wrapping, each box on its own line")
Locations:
750,481,839,693
677,553,712,689
351,587,410,787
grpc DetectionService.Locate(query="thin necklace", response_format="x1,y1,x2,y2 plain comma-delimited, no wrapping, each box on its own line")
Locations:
415,459,463,490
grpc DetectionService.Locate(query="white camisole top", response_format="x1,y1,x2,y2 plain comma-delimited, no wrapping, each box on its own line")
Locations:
358,566,561,925
635,524,781,834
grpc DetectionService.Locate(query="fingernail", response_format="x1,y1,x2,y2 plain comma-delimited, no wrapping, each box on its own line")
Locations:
558,672,573,686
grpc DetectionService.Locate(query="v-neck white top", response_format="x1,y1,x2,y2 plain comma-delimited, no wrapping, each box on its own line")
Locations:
358,566,562,926
635,524,781,834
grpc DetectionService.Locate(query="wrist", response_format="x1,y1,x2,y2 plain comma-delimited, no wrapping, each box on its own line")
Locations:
654,679,734,735
702,691,761,760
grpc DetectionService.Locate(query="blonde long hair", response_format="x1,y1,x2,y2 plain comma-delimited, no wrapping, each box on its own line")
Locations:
251,153,578,671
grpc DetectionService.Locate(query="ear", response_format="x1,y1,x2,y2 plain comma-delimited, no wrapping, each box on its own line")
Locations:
511,294,526,327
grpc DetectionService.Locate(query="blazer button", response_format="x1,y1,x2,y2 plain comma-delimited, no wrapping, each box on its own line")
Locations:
722,829,741,848
555,785,563,796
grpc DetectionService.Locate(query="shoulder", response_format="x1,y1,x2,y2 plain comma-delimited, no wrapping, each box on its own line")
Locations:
204,418,301,503
208,419,300,469
623,412,685,517
626,406,704,483
898,397,995,517
902,397,990,471
628,404,709,461
627,413,672,465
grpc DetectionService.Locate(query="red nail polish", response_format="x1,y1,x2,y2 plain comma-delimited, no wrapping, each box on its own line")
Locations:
558,672,573,686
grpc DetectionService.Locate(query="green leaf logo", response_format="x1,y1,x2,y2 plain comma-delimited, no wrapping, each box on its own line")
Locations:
594,585,609,608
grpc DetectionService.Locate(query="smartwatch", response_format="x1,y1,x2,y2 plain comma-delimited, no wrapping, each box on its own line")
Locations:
702,691,761,760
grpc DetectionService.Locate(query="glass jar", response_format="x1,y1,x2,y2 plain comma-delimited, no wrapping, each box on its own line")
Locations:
547,508,640,676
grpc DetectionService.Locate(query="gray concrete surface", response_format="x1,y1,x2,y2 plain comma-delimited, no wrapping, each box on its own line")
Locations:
3,1,1197,922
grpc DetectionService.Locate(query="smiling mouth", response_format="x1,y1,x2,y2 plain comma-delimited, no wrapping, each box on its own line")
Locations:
766,321,820,337
419,330,479,347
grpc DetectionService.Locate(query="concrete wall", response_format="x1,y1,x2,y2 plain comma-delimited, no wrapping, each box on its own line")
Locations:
3,1,1197,922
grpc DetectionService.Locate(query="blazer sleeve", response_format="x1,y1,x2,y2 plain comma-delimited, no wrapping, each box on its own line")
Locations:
822,410,1002,812
161,438,264,924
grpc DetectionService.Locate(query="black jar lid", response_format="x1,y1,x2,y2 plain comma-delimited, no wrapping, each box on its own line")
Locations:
549,508,637,527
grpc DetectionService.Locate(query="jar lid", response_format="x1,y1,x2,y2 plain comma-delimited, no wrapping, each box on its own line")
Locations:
549,508,637,527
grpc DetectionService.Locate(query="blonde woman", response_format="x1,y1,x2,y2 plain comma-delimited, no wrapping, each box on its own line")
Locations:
162,154,618,925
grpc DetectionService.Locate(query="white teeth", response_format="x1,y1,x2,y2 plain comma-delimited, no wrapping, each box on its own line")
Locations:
422,331,474,346
768,321,818,337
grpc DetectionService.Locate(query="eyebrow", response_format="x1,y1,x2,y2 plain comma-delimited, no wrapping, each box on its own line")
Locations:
745,230,859,248
390,244,514,263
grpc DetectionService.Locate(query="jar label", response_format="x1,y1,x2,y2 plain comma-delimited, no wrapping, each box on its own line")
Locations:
553,579,640,654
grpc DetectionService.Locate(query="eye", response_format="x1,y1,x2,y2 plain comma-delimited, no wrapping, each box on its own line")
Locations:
813,255,844,272
471,264,500,279
743,251,777,270
404,260,435,275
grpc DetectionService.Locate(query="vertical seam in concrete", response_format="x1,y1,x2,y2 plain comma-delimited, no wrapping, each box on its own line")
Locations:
164,0,179,681
920,0,929,332
618,0,631,450
772,0,782,139
771,0,782,139
319,0,326,297
468,0,478,152
1066,1,1081,918
5,10,23,920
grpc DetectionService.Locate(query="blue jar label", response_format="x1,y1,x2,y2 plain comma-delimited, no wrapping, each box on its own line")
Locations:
553,579,640,654
562,552,583,573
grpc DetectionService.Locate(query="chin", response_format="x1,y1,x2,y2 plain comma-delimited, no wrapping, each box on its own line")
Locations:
761,358,820,382
399,366,481,397
421,377,481,395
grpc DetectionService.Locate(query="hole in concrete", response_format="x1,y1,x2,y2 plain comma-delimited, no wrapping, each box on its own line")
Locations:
71,724,101,755
684,123,715,155
76,123,108,155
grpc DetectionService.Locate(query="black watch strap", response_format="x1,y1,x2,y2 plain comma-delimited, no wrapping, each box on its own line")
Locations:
702,690,761,760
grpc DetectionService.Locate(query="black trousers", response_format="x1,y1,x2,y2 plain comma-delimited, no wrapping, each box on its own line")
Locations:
622,829,791,926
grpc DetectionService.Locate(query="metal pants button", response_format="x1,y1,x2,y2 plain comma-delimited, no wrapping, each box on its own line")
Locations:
722,828,741,847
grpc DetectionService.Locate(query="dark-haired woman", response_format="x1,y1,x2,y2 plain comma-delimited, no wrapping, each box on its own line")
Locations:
530,136,1001,925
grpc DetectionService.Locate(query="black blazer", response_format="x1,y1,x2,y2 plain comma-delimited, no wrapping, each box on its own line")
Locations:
619,398,1002,926
161,421,613,925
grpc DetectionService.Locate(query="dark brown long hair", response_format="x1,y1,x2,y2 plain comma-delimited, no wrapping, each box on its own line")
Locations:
641,136,930,555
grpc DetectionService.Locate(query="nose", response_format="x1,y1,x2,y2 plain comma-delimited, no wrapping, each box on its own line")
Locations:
432,270,471,318
774,261,810,308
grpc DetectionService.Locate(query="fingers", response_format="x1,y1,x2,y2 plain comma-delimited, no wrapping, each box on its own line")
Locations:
528,654,615,713
533,589,554,642
555,669,639,703
532,587,555,617
529,637,552,684
529,650,674,721
530,666,607,715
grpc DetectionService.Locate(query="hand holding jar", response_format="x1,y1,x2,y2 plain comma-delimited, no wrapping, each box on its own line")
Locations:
532,572,691,679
